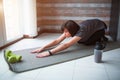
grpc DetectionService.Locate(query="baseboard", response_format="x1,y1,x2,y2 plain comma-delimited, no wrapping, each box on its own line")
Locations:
0,37,24,50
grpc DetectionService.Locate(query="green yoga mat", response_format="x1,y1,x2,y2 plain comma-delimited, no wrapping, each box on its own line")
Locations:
4,41,120,73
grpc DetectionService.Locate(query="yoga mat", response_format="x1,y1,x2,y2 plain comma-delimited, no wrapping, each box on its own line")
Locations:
4,41,120,73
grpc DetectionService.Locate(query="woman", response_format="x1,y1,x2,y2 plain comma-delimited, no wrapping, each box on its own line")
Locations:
31,19,108,58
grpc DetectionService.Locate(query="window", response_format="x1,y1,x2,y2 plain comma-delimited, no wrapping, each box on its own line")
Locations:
3,0,23,42
3,0,37,43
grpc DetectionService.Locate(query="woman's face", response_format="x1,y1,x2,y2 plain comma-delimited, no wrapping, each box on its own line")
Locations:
64,28,71,37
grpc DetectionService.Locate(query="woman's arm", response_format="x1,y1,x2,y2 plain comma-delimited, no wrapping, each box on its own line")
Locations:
50,36,81,54
31,33,66,53
42,33,66,49
36,36,81,58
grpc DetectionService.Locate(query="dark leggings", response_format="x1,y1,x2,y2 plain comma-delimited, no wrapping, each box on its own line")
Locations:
79,29,105,45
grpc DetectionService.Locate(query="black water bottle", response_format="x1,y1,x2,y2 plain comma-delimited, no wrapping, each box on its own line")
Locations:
94,42,105,63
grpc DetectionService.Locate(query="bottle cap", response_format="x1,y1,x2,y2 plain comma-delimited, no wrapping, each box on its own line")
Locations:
95,42,105,50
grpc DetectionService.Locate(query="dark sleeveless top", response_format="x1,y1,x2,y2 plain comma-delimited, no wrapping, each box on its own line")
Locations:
75,19,107,42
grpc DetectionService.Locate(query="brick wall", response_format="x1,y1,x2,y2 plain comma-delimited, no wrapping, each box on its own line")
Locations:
37,0,111,33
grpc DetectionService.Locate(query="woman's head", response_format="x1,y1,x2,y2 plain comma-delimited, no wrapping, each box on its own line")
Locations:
61,20,80,37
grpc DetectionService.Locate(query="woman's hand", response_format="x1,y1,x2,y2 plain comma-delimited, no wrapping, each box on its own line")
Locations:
36,51,50,58
31,47,44,53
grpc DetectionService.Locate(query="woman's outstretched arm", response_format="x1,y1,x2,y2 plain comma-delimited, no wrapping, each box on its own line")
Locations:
36,36,81,58
31,33,66,53
50,36,81,54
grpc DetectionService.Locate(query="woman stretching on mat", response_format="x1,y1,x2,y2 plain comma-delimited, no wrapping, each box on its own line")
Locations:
31,19,108,58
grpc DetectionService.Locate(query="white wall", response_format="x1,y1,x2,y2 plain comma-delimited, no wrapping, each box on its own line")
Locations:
22,0,38,37
13,0,37,37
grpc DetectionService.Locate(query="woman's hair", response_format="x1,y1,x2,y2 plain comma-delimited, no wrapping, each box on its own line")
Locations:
61,20,80,37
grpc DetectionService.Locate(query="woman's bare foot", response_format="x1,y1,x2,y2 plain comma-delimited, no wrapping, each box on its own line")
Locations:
36,51,50,58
